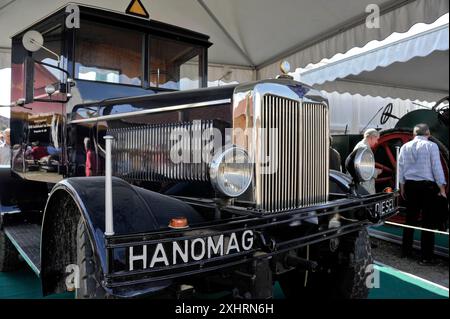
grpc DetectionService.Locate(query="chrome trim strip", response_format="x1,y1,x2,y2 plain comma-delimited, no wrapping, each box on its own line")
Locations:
69,99,231,124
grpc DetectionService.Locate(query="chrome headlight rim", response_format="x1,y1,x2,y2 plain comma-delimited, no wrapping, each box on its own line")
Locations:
209,146,253,198
354,148,375,182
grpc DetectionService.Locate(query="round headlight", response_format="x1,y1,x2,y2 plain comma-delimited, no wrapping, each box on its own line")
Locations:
209,146,253,197
354,148,375,182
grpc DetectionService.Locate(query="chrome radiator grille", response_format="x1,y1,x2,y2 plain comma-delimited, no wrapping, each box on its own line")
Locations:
258,95,329,212
108,120,215,182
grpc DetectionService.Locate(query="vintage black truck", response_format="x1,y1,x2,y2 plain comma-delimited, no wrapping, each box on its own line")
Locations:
0,4,398,299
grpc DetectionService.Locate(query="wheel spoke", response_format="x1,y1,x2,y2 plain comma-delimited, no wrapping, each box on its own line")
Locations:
375,162,393,174
376,177,393,183
400,136,411,144
383,144,397,168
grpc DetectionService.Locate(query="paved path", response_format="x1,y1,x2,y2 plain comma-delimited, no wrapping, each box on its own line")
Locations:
371,237,449,288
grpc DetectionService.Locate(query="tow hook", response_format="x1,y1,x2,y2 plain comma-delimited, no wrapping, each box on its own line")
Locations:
285,254,318,272
257,232,276,252
366,207,381,223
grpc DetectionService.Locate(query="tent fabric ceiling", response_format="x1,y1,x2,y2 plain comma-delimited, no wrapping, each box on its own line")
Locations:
298,22,449,102
300,23,449,86
0,49,9,69
314,49,449,103
0,0,448,76
344,50,449,94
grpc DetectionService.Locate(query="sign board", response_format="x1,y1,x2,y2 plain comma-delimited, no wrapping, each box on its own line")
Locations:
125,0,150,19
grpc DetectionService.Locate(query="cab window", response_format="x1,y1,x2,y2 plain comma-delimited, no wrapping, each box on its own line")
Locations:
149,36,201,90
32,25,64,99
75,21,143,86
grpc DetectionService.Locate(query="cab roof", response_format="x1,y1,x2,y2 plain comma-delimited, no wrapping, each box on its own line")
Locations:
11,3,212,48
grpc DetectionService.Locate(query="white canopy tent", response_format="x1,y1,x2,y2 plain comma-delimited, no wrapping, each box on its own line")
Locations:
300,19,449,102
0,0,448,81
0,0,448,124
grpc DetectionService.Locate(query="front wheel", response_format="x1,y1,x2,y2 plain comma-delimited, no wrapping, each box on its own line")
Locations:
75,218,106,299
279,229,373,299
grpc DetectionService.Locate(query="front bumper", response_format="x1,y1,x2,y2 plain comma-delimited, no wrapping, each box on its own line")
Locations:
103,191,399,294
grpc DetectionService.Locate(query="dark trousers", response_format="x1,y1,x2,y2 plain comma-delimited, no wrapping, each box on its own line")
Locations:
402,180,439,260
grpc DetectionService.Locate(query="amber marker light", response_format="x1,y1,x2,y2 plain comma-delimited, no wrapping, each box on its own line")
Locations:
383,187,393,193
169,217,189,229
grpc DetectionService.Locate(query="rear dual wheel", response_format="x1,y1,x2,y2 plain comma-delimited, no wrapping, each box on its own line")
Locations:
0,216,22,272
0,229,22,272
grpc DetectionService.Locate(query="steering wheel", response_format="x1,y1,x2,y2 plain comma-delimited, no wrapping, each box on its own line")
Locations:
432,96,449,126
380,103,399,125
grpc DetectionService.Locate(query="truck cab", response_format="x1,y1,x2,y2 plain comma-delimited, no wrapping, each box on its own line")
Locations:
10,5,209,185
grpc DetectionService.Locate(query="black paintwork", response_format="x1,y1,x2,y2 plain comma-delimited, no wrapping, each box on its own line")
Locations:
40,176,206,296
0,167,49,214
103,189,398,294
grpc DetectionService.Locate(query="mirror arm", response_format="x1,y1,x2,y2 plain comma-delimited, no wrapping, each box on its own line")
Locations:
35,59,71,79
28,38,60,64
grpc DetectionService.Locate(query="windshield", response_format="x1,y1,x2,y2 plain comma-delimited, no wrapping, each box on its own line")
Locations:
75,21,143,86
74,21,204,90
149,36,201,90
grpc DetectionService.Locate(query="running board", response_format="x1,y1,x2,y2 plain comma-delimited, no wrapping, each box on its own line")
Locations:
4,223,41,275
368,228,449,258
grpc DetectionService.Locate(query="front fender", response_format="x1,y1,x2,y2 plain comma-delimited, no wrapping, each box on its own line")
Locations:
329,169,370,195
41,177,204,297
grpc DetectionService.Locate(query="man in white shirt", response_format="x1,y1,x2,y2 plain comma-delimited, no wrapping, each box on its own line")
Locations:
0,128,11,166
398,123,447,264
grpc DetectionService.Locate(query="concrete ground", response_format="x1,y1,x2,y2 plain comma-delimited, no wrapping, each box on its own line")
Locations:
371,237,449,288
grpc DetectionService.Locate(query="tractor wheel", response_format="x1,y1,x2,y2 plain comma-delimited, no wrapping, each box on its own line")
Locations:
279,229,373,299
373,128,449,193
75,218,106,299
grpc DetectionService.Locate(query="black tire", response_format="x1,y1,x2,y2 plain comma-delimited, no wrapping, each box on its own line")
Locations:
75,218,105,299
336,229,373,298
280,229,373,299
0,229,22,272
0,217,22,272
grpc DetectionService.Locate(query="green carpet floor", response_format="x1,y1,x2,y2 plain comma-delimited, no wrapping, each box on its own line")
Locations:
0,263,447,299
371,224,449,249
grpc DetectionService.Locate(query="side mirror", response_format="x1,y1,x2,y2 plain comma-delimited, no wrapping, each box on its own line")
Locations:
22,30,45,53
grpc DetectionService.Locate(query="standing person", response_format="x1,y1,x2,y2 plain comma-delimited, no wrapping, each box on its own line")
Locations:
353,128,382,194
84,137,97,177
0,128,11,165
329,136,342,172
399,123,447,265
